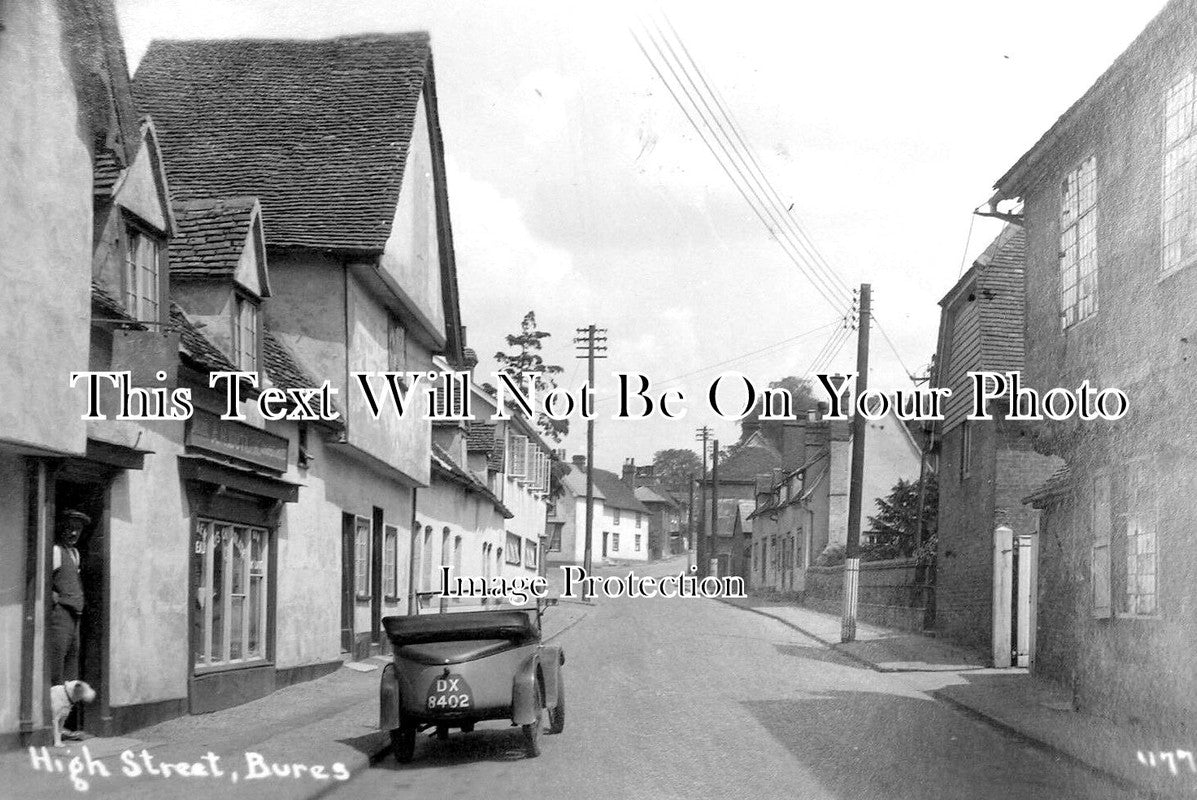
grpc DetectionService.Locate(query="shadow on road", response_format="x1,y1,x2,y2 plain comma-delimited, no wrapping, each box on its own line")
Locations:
741,690,1135,800
367,722,553,771
773,643,868,669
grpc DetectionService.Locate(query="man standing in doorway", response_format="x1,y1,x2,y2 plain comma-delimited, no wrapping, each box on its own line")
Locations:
49,509,89,687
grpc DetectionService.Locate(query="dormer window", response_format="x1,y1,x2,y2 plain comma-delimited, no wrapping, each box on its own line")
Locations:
124,224,162,322
233,294,259,371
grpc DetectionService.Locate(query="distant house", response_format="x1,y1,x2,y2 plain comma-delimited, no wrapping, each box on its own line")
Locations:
549,457,650,564
632,484,681,559
987,0,1197,732
931,226,1061,663
746,408,921,595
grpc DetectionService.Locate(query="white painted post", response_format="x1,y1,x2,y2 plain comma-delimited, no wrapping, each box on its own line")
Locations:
1015,534,1033,667
992,525,1014,668
841,557,860,642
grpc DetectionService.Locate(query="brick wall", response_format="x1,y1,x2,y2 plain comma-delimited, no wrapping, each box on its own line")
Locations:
803,559,926,632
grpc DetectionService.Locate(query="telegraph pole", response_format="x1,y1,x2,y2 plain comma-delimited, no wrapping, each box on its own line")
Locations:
687,474,696,569
842,284,871,643
694,426,711,578
575,325,607,592
708,440,720,579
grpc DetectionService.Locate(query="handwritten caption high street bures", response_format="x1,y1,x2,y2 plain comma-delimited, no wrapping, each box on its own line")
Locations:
28,746,350,793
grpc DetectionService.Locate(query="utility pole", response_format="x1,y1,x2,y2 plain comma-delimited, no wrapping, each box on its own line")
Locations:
694,426,711,578
708,440,719,579
687,473,696,570
842,284,871,643
575,325,607,592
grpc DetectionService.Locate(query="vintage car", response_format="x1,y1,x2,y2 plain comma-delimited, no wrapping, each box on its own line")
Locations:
379,602,565,762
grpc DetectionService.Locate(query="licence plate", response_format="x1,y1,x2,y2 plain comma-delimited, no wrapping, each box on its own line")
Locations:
426,674,473,712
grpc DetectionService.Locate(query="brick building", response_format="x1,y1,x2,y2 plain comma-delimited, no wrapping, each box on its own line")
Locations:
988,0,1197,733
932,226,1060,661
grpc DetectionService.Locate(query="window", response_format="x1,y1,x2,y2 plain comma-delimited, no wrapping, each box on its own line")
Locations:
634,534,642,552
383,525,398,598
1091,473,1112,619
612,533,620,551
960,422,973,481
354,516,370,596
635,512,642,529
453,536,463,575
482,544,491,579
387,317,407,373
233,295,259,372
505,532,522,565
613,508,621,525
1059,156,1098,328
1164,72,1197,274
123,225,161,322
195,520,269,668
1116,461,1158,617
548,526,562,552
524,538,537,568
509,435,528,478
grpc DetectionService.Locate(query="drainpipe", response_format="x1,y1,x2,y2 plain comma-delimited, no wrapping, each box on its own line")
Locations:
408,486,418,615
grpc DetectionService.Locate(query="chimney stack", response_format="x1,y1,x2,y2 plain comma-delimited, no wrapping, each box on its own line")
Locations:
622,458,636,487
571,455,587,468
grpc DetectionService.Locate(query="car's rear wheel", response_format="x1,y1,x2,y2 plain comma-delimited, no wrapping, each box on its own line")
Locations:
549,673,565,734
522,682,543,758
391,722,416,763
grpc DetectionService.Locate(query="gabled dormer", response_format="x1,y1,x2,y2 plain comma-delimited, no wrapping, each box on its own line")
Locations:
93,118,177,328
168,197,269,376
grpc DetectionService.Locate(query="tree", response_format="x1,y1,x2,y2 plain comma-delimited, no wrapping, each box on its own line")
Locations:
494,311,568,442
652,448,702,494
864,473,939,559
737,375,821,446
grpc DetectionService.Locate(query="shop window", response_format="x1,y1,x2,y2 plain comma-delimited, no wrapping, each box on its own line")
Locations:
354,516,370,597
195,520,269,668
383,525,398,598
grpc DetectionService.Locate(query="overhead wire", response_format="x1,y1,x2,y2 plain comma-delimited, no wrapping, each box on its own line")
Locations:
630,23,853,317
656,12,852,301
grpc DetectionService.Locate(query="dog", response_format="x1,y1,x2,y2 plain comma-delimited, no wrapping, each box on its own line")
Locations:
50,680,96,747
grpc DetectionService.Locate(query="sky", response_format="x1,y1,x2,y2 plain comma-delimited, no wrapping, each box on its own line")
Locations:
114,0,1167,471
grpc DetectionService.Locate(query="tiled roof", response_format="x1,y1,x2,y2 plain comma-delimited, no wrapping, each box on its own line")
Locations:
708,437,783,483
1023,465,1072,509
584,466,648,513
133,34,433,251
91,282,141,326
94,148,123,198
431,443,513,519
262,328,343,425
170,198,258,280
634,485,676,507
170,303,237,372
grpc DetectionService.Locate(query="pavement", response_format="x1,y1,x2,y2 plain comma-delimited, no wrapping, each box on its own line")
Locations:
720,593,1196,799
0,588,591,800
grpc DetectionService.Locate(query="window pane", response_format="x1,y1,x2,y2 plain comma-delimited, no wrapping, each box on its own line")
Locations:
212,526,227,661
248,576,263,657
229,595,244,660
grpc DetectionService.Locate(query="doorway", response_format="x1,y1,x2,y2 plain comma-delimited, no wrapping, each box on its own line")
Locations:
52,477,108,736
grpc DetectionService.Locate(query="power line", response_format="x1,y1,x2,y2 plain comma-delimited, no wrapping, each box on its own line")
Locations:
594,318,840,403
656,12,852,300
630,24,852,317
